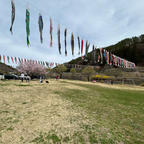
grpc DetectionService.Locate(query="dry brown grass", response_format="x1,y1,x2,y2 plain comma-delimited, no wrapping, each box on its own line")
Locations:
0,80,92,144
0,79,143,143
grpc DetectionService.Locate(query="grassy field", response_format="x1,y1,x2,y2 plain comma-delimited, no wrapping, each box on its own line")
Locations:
0,79,144,144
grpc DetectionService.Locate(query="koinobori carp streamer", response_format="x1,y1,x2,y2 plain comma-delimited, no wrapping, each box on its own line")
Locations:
71,33,74,55
25,9,30,46
64,29,67,56
57,25,61,54
38,14,44,43
50,18,53,47
10,0,15,34
77,36,81,55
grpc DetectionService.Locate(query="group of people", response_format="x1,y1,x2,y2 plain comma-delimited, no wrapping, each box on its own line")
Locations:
20,73,60,83
20,73,31,82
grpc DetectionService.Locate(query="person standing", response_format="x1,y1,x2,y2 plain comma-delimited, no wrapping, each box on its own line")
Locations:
20,73,25,82
40,76,43,83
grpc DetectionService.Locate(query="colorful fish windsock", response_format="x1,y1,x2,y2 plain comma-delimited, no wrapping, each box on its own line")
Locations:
3,56,5,63
119,57,121,67
10,0,15,34
50,62,54,67
107,51,109,65
45,61,47,66
103,49,107,62
64,29,67,56
113,55,115,65
18,58,21,63
92,45,95,61
71,33,74,56
111,53,113,65
57,25,61,54
78,36,80,55
45,62,49,67
38,14,43,43
7,56,10,63
81,40,84,56
21,58,23,64
85,41,90,56
117,57,119,66
95,48,97,63
85,41,87,56
109,52,112,65
98,49,101,63
50,18,53,47
11,57,14,63
114,54,117,66
26,9,30,46
15,57,17,64
100,48,103,64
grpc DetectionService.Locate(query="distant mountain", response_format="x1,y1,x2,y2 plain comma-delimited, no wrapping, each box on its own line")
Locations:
68,34,144,66
0,63,17,74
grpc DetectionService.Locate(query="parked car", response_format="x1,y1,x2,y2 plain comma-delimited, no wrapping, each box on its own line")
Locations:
5,74,19,80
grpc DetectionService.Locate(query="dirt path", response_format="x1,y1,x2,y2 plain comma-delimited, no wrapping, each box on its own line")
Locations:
0,80,92,144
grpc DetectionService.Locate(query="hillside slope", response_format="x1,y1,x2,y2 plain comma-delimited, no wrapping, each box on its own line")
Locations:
105,35,144,66
0,63,17,74
69,34,144,66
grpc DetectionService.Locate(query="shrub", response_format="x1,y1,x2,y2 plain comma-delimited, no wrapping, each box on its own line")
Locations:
140,83,144,87
91,75,112,80
82,66,95,81
70,68,76,74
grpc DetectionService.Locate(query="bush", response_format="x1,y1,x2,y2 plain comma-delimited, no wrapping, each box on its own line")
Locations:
54,65,67,74
70,68,76,74
140,83,144,87
82,66,95,81
91,75,112,80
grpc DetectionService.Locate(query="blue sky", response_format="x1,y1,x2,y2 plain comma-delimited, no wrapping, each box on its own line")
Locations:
0,0,144,66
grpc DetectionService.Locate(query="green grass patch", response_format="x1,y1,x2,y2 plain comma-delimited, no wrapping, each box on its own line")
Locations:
0,110,9,114
32,132,61,144
57,81,144,144
0,83,11,86
7,127,14,131
15,84,31,87
22,102,28,105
